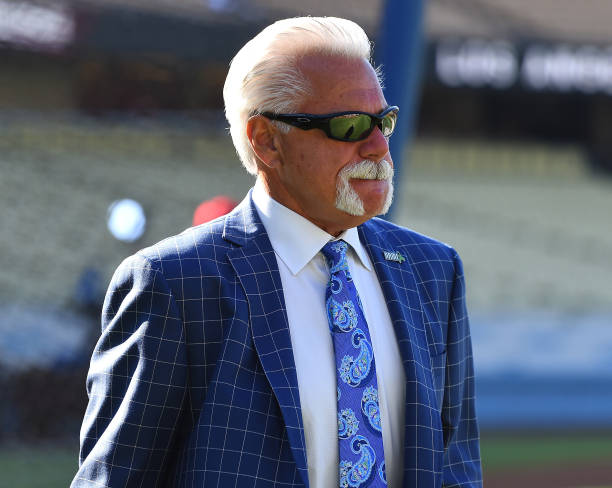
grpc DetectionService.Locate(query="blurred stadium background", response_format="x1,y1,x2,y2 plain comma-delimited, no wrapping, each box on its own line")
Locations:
1,0,611,486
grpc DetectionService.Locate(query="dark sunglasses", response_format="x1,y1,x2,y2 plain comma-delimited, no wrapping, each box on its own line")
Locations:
258,105,399,142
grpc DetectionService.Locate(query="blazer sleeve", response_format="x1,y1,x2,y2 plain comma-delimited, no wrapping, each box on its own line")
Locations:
72,253,189,488
442,250,483,487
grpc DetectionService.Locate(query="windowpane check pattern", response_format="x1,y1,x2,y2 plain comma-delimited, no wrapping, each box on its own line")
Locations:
72,191,481,487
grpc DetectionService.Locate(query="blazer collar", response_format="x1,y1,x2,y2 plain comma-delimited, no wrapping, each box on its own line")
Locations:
358,220,444,485
222,190,264,247
358,219,440,392
224,190,309,487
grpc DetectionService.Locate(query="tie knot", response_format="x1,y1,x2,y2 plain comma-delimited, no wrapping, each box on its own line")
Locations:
321,240,348,271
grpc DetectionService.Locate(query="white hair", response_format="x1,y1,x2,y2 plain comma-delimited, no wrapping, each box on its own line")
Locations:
223,16,378,175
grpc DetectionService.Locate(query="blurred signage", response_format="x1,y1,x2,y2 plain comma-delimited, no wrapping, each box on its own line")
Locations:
435,38,612,95
0,0,74,51
436,39,517,89
522,44,612,94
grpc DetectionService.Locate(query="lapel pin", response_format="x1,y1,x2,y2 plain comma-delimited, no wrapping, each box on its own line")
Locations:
383,250,406,264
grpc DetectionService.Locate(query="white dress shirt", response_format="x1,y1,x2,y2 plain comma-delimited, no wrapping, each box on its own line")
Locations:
252,180,405,488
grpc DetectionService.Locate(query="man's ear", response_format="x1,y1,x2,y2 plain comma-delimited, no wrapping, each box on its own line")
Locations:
246,116,282,169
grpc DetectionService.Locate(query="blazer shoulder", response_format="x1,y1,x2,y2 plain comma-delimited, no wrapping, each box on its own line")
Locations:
362,217,459,261
131,216,234,275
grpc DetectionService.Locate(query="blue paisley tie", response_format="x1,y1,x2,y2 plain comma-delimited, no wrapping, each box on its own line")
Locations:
321,240,387,488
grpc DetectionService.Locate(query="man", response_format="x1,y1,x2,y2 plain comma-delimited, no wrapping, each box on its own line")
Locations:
73,17,481,488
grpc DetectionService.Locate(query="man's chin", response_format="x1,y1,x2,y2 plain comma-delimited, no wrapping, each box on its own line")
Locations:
335,181,393,218
353,179,394,217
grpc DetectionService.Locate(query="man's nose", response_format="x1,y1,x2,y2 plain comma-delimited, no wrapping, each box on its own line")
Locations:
358,126,391,162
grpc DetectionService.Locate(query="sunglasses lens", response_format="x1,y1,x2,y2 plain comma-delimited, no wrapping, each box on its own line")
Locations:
380,111,397,137
329,114,373,141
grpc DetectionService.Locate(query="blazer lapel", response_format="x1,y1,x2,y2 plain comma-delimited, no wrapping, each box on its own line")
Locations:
358,223,434,383
224,193,309,487
358,223,443,486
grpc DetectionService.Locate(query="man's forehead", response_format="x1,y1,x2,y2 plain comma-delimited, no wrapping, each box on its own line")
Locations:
297,55,386,112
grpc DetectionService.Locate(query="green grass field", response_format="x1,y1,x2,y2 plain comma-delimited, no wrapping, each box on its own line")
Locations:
0,444,77,488
480,432,612,470
2,433,611,488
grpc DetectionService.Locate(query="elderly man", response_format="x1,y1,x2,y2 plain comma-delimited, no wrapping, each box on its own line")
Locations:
73,16,481,488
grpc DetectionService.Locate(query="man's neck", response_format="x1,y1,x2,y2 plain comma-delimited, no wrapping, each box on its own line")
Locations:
255,175,361,237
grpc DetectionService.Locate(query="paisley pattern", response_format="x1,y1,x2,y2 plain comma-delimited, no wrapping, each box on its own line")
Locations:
339,329,373,387
378,461,387,485
361,386,382,433
338,408,360,439
327,297,358,332
339,436,377,488
321,240,386,487
327,240,351,276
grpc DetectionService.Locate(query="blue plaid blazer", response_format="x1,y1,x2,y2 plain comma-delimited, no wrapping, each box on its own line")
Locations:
73,191,481,487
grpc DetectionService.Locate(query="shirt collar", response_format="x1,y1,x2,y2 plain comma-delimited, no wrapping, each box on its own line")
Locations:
252,178,373,275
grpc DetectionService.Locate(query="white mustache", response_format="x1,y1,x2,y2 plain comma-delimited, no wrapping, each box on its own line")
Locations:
335,159,394,217
340,159,394,181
